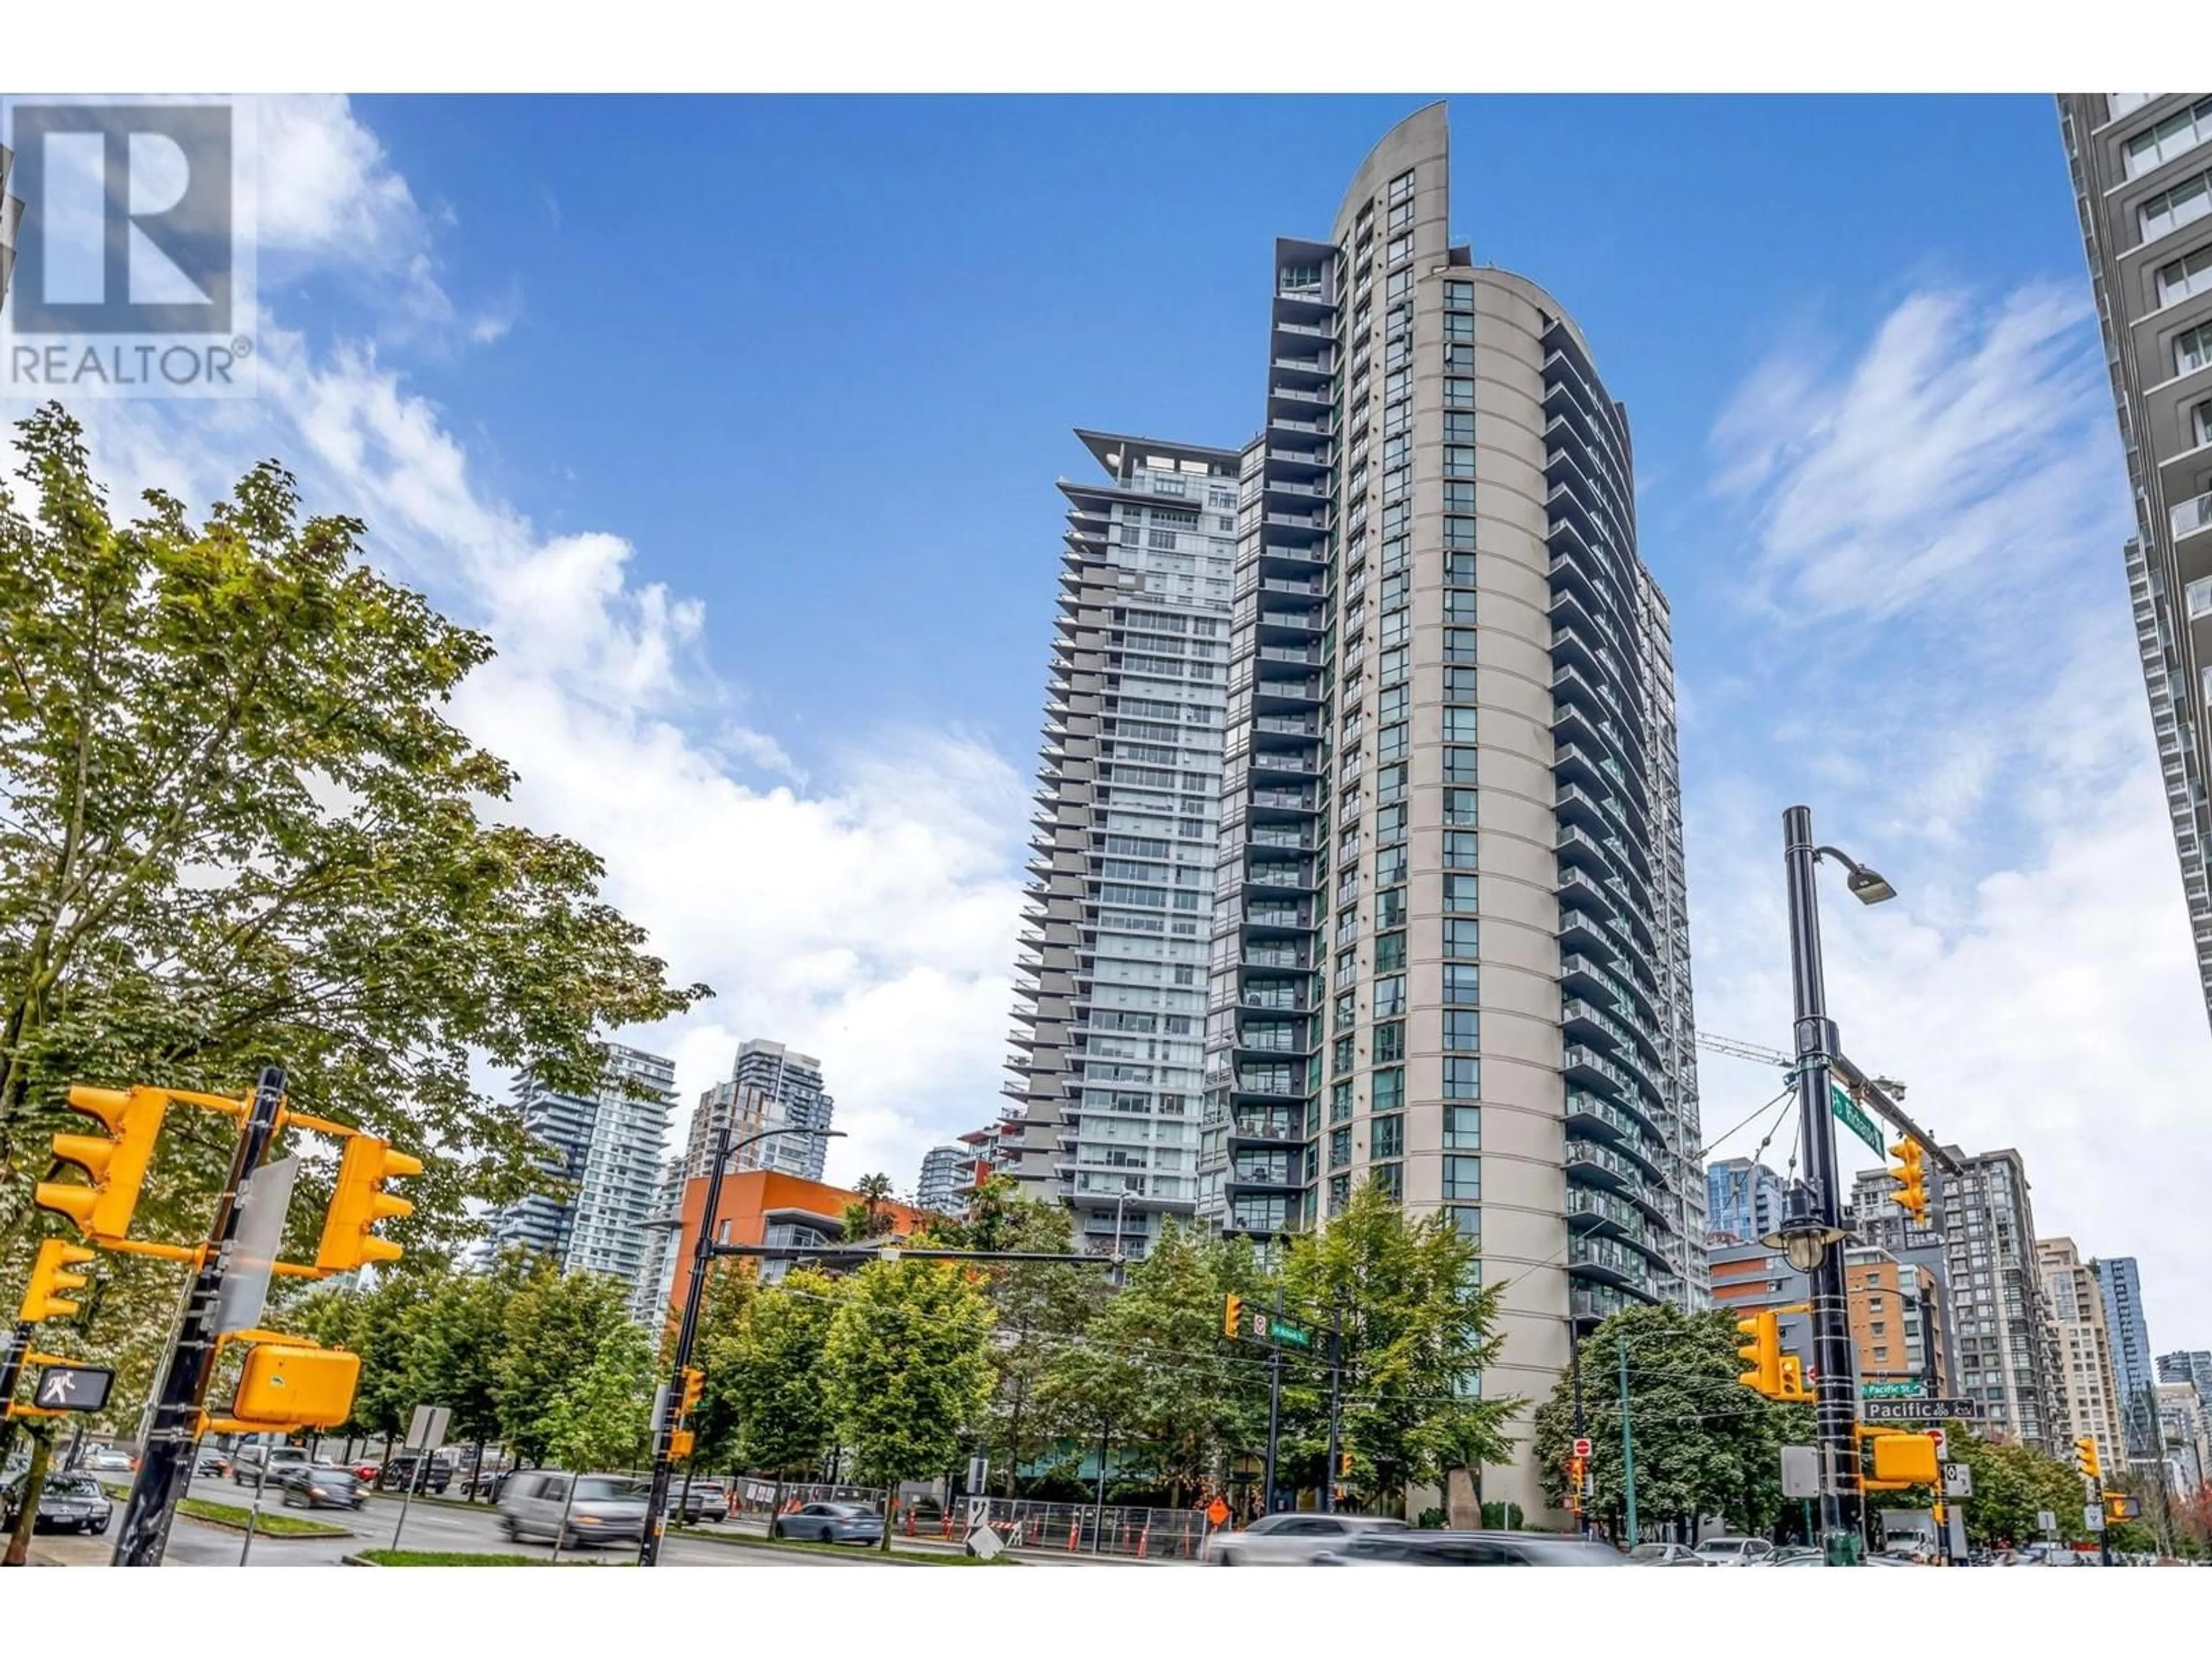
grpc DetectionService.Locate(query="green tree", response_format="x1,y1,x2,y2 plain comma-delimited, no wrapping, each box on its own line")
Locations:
1039,1223,1266,1506
679,1260,757,1470
1531,1304,1809,1540
923,1176,1107,1498
1936,1426,2096,1549
404,1253,527,1491
289,1271,435,1457
494,1264,635,1464
542,1317,656,1474
841,1172,899,1242
1279,1180,1520,1514
0,403,706,1264
710,1268,842,1498
824,1259,997,1535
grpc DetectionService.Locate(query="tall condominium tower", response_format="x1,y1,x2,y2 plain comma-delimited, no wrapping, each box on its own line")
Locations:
2092,1254,2160,1454
684,1039,837,1183
1005,430,1239,1262
1194,104,1704,1518
1706,1156,1786,1246
491,1043,676,1301
2038,1237,2130,1452
2058,94,2212,1025
915,1143,969,1215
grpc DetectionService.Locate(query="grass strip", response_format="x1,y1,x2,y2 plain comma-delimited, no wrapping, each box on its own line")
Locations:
673,1525,1012,1565
353,1548,626,1567
173,1497,352,1538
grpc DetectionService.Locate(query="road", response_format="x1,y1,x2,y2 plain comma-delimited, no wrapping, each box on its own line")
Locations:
160,1471,862,1565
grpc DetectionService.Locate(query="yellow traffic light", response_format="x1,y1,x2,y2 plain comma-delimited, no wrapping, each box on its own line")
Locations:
670,1428,696,1460
1776,1354,1815,1403
18,1238,97,1324
2075,1435,2101,1482
34,1085,168,1241
1223,1293,1243,1339
315,1135,422,1272
1736,1312,1782,1396
233,1344,361,1428
1339,1450,1354,1478
1888,1137,1928,1225
679,1366,704,1418
1869,1433,1940,1486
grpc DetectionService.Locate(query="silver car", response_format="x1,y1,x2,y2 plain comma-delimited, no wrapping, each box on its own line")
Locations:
1626,1541,1708,1566
1693,1536,1775,1566
499,1471,650,1548
1202,1512,1408,1566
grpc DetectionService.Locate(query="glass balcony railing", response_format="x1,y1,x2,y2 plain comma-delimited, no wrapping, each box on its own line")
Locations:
2172,487,2212,539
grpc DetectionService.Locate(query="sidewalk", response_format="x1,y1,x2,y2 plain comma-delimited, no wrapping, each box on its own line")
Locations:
25,1533,113,1567
693,1514,1184,1566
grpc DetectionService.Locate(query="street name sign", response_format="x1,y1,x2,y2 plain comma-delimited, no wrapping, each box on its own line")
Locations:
1861,1397,1983,1422
33,1365,113,1412
1830,1084,1885,1158
1862,1381,1925,1399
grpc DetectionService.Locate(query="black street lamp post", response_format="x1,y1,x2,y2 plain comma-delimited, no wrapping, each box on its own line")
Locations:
1779,805,1896,1568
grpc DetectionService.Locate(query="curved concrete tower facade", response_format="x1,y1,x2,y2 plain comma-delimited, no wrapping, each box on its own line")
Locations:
1198,103,1705,1521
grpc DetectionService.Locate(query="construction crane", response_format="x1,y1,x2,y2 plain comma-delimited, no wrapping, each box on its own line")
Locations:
1693,1033,1958,1176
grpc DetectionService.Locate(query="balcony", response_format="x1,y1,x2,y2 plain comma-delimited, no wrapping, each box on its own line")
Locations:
1566,1233,1655,1294
2174,487,2212,540
1563,1089,1664,1157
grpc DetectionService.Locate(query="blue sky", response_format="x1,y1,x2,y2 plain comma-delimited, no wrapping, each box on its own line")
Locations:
9,94,2208,1346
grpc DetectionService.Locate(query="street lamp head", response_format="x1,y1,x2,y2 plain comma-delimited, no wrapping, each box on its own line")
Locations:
1845,865,1897,906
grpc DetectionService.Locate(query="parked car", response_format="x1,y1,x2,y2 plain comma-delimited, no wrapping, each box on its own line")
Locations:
351,1461,380,1484
772,1501,885,1545
1693,1536,1776,1566
498,1472,649,1548
1317,1530,1627,1566
670,1479,729,1524
277,1465,368,1512
1749,1545,1823,1566
1626,1541,1708,1565
2,1471,112,1535
232,1444,311,1488
376,1450,454,1495
79,1446,135,1475
1200,1512,1408,1566
467,1468,513,1502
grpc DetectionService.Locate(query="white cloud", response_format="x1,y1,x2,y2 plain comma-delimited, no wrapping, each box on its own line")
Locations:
1692,283,2212,1349
0,96,1027,1205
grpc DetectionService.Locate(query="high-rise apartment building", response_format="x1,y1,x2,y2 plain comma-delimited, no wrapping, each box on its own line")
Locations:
629,1155,686,1331
491,1043,676,1302
2038,1237,2130,1453
2156,1381,2210,1491
1190,104,1705,1520
1706,1157,1786,1246
2058,94,2212,1025
1856,1146,2060,1450
2093,1255,2159,1454
2160,1349,2212,1412
684,1040,836,1183
1,144,20,313
1711,1240,1951,1395
1005,430,1239,1262
915,1144,970,1215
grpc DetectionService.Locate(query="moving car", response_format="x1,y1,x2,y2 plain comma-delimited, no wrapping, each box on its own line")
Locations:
193,1448,230,1478
1317,1530,1627,1566
498,1472,649,1548
2,1471,112,1535
772,1501,885,1545
1749,1546,1823,1566
232,1445,311,1487
277,1465,368,1511
1693,1536,1776,1566
1200,1512,1408,1566
1626,1541,1708,1565
79,1446,135,1474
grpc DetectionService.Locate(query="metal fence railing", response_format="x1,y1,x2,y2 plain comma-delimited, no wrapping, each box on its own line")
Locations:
953,1497,1217,1560
730,1477,887,1520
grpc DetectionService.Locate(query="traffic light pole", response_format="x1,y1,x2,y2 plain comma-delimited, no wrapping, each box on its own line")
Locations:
639,1108,735,1567
1783,808,1862,1568
0,1321,30,1466
1261,1287,1283,1514
113,1065,287,1567
1321,1297,1342,1514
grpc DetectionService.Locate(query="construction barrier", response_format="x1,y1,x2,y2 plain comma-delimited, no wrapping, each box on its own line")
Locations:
961,1497,1211,1560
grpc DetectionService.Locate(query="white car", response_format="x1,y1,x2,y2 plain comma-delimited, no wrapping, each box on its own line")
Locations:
1693,1536,1776,1566
1202,1512,1408,1566
80,1447,135,1474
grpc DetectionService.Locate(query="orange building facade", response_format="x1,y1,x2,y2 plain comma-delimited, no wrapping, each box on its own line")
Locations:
650,1169,933,1331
